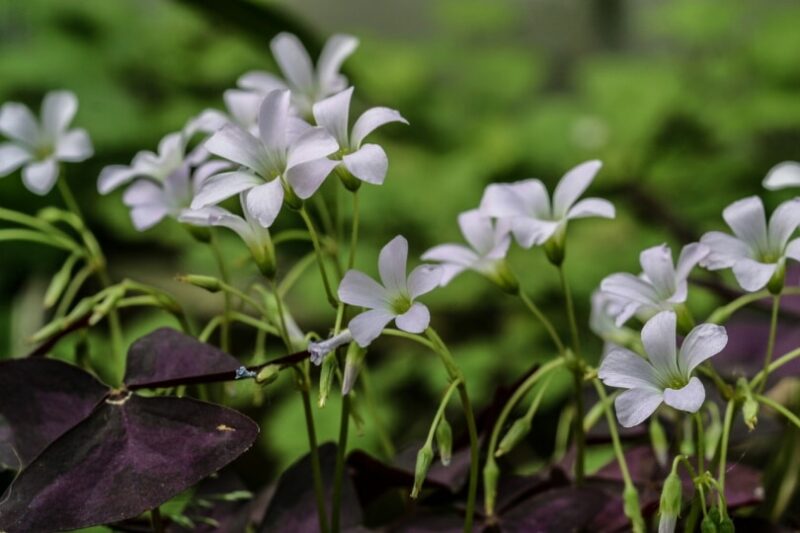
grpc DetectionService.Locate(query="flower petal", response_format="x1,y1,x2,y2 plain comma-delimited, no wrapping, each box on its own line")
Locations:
678,323,728,375
237,70,287,94
342,144,389,185
421,244,479,267
0,143,31,176
786,237,800,262
566,197,615,220
614,387,663,427
378,235,409,295
433,264,468,286
510,218,559,248
55,129,93,161
395,302,430,333
641,311,680,381
285,157,338,199
723,196,768,252
349,308,394,347
699,231,749,270
458,209,495,255
41,90,77,137
675,242,709,281
768,198,800,251
350,106,408,148
640,244,676,298
205,124,266,173
286,126,338,168
258,90,292,157
598,348,658,390
407,265,442,299
270,33,314,92
243,179,284,228
22,158,58,195
312,87,352,146
763,161,800,190
552,160,602,217
130,204,169,231
317,34,359,93
663,377,705,413
480,179,549,219
223,89,262,129
339,270,389,309
731,258,776,292
0,102,39,146
600,273,660,307
122,179,163,207
190,171,262,209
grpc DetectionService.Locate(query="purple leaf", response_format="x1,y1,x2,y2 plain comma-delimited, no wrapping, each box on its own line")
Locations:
0,394,258,533
0,358,107,467
168,471,255,533
124,328,242,388
498,486,621,532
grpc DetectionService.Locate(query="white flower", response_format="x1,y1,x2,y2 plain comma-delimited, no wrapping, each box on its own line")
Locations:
338,235,442,347
479,160,615,249
191,90,338,228
699,196,800,292
180,191,275,276
421,209,511,286
312,87,407,186
598,311,727,427
0,90,93,195
763,161,800,190
600,243,708,326
308,330,353,365
589,290,634,356
238,32,359,118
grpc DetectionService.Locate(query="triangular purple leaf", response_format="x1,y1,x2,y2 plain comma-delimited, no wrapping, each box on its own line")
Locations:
0,394,258,533
0,358,107,467
124,328,242,388
498,486,621,532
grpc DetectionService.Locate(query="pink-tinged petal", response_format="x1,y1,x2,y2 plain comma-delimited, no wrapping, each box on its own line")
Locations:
258,90,292,155
407,265,442,299
243,179,284,228
0,143,31,176
237,70,287,93
271,33,314,91
41,90,77,137
678,323,727,374
768,198,800,251
641,311,680,380
205,124,266,173
480,179,549,219
55,129,93,161
177,206,224,227
130,204,169,231
98,164,142,194
511,218,559,248
421,244,479,267
614,387,663,427
763,161,800,190
552,160,602,217
312,87,352,146
395,302,430,333
600,273,660,306
0,102,39,146
286,126,338,168
285,157,338,199
122,180,163,207
342,144,388,185
566,197,615,220
349,308,395,347
598,348,658,390
458,209,495,255
639,244,676,298
22,158,58,195
317,34,359,92
190,171,262,209
675,242,708,281
663,377,705,413
732,258,776,292
723,196,768,251
350,106,408,147
338,270,389,309
379,235,409,294
699,231,749,270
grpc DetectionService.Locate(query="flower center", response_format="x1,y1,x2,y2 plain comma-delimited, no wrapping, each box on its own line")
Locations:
390,293,412,315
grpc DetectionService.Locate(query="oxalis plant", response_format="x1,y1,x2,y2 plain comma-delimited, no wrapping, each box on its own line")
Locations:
1,30,800,533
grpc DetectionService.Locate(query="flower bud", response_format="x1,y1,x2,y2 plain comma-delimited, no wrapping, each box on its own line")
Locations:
251,245,277,279
435,417,453,466
411,444,434,499
342,341,367,395
90,286,126,326
177,274,222,292
483,457,500,516
318,354,337,408
718,517,734,533
623,484,646,533
742,396,759,430
649,417,669,468
659,471,682,530
544,235,565,266
308,330,353,366
255,364,280,386
485,260,519,294
701,507,722,533
704,413,722,462
496,417,531,457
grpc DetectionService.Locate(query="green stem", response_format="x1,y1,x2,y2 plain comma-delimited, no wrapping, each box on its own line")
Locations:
300,374,330,533
348,191,359,270
383,328,438,350
756,294,781,394
695,411,705,474
97,267,125,362
331,394,349,533
519,291,565,354
56,173,83,220
425,378,462,445
558,265,581,356
717,400,734,511
149,506,164,533
209,230,231,353
299,206,338,309
756,394,800,429
751,346,800,390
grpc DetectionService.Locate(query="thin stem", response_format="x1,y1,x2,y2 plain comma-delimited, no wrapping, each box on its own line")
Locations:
97,267,125,362
756,294,781,394
300,376,330,533
425,378,462,445
383,328,438,350
519,291,565,354
150,506,164,533
209,230,231,353
331,394,349,533
706,290,769,324
558,265,581,356
56,173,83,220
695,412,705,474
270,279,293,350
299,206,338,308
750,346,800,390
756,394,800,429
717,400,735,510
278,251,316,296
348,191,359,270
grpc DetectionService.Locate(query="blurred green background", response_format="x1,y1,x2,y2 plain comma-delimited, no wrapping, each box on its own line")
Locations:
2,0,800,481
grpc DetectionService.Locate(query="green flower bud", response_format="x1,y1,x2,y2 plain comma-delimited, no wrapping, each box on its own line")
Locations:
704,414,722,462
435,416,453,466
255,364,280,386
177,274,222,292
701,516,718,533
411,444,434,499
44,253,80,309
623,484,646,533
543,233,565,266
318,354,337,408
719,516,734,533
496,417,531,457
742,396,759,430
649,417,669,468
342,342,367,395
483,457,500,516
251,244,277,279
659,471,683,519
90,286,126,326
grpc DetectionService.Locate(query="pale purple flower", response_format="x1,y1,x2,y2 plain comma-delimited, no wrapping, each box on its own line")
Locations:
0,90,93,195
699,196,800,292
589,290,633,355
338,235,441,347
763,161,800,190
191,90,338,228
238,32,359,117
421,209,511,286
312,87,407,186
598,311,727,427
600,243,708,325
479,160,614,248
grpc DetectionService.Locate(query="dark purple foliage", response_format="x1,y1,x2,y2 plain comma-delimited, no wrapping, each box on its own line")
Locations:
498,486,622,532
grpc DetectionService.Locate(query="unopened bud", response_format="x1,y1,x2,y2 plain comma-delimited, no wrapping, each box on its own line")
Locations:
701,507,722,533
255,364,280,385
483,457,500,516
659,471,683,522
435,417,453,466
318,354,337,408
496,417,531,457
649,417,669,468
704,416,722,462
543,235,565,266
90,286,126,325
177,274,222,292
718,516,734,533
308,330,353,366
623,484,646,533
342,341,367,395
742,396,759,430
411,444,434,499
